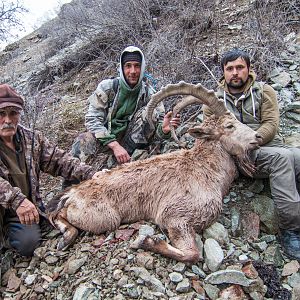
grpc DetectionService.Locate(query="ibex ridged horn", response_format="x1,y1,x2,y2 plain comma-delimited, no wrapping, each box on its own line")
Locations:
145,81,228,144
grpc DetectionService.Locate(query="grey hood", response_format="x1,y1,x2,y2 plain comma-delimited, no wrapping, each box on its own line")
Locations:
119,46,146,90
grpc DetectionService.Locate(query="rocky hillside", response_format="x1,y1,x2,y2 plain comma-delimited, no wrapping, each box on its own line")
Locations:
1,0,300,299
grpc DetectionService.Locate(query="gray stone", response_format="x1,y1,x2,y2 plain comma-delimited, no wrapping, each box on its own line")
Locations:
203,283,220,300
289,65,298,71
263,245,284,267
271,83,283,91
286,112,300,124
251,241,268,252
130,267,165,293
269,67,283,78
205,269,252,286
271,71,291,87
175,278,191,293
117,275,129,287
259,234,277,243
285,101,300,111
25,274,37,285
292,284,300,300
45,255,59,265
172,262,186,273
294,82,300,95
169,272,183,283
195,234,204,260
238,254,249,262
203,222,229,245
139,225,155,236
72,285,96,300
191,265,206,279
288,273,300,288
282,260,300,277
280,89,294,103
251,195,279,234
204,238,224,272
64,257,87,275
230,207,242,236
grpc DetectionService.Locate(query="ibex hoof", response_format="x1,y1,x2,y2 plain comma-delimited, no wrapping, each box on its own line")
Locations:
57,238,67,251
130,234,148,249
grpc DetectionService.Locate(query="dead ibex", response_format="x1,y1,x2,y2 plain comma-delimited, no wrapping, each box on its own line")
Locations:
47,82,260,263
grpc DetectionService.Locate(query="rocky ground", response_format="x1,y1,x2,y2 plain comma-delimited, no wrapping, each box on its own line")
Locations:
0,0,300,298
1,37,300,300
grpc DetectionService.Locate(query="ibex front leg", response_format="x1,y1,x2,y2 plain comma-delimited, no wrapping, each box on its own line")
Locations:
54,209,79,250
134,226,201,263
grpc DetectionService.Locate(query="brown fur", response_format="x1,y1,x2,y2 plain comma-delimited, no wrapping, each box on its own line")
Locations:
47,114,260,262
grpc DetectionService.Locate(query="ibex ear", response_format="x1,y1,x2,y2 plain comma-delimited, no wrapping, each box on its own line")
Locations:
188,126,219,140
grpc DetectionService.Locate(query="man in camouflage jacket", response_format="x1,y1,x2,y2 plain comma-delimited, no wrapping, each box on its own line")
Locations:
203,49,300,261
0,84,96,256
71,46,180,167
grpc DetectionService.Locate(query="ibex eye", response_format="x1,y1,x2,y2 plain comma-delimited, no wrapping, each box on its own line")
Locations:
226,124,234,129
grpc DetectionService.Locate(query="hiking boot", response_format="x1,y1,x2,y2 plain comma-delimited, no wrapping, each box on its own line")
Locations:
279,230,300,261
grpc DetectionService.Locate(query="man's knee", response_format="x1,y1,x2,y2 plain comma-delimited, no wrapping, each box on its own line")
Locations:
277,201,300,231
260,147,295,170
8,223,41,257
72,132,97,161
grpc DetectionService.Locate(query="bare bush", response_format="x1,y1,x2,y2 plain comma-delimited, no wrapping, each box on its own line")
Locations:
44,0,218,87
0,0,27,42
245,0,300,78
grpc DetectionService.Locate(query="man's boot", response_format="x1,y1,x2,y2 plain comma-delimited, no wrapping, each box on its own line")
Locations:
280,230,300,260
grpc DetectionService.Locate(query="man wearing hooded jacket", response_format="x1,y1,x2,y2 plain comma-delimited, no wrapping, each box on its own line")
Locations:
71,46,180,166
203,48,300,261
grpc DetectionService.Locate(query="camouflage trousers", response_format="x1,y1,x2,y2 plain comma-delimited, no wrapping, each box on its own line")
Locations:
72,108,155,170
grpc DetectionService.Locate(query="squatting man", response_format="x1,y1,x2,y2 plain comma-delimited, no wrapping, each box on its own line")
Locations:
70,46,180,172
204,48,300,261
0,84,104,257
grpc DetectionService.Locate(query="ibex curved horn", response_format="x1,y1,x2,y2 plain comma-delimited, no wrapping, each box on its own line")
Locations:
145,81,228,144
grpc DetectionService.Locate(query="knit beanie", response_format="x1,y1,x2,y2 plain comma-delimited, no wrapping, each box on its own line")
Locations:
0,84,24,109
121,51,142,66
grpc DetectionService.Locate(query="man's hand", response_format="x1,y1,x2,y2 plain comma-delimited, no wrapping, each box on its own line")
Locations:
162,111,181,134
107,141,131,164
16,198,40,225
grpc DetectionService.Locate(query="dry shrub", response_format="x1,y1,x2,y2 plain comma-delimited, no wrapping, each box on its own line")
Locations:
244,0,300,78
23,0,299,98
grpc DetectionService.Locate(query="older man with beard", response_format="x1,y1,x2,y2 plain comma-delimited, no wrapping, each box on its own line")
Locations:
203,48,300,261
0,84,96,257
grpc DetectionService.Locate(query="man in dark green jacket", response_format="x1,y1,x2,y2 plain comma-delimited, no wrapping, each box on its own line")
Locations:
72,46,180,166
204,49,300,261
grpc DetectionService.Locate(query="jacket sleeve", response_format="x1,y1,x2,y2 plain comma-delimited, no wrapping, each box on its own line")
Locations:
37,131,95,181
257,84,279,145
0,176,26,210
85,79,115,141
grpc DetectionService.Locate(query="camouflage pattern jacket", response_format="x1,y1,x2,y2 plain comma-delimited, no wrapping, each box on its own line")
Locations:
0,125,95,212
85,78,168,145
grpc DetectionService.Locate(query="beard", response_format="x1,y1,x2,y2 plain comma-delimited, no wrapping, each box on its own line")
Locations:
227,77,247,89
